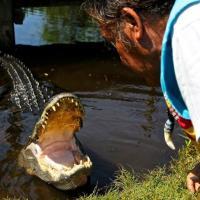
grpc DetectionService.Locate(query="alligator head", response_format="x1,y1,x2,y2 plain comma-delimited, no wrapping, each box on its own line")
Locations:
0,54,92,190
18,93,92,190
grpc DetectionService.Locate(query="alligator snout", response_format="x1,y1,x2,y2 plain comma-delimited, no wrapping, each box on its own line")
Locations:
18,93,92,190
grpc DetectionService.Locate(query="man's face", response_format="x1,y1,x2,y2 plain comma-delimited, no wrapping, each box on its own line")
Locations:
99,14,168,85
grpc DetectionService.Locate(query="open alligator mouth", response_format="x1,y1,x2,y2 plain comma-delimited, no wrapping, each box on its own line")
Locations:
19,93,92,190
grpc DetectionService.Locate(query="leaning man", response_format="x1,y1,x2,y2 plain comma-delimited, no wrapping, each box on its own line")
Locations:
83,0,200,193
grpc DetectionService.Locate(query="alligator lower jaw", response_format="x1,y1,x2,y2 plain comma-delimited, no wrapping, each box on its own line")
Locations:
18,93,92,190
19,140,92,190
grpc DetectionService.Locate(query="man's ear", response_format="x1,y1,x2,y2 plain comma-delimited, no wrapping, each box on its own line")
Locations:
121,7,143,41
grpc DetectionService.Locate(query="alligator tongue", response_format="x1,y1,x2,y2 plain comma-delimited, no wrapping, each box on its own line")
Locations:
41,141,76,167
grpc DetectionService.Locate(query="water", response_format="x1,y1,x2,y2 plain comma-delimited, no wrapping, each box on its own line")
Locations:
15,6,103,45
0,4,184,200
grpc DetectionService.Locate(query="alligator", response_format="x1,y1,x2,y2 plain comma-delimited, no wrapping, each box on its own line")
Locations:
0,53,92,190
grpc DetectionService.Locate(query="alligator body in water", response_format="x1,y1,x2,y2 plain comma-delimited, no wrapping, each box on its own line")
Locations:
0,53,92,190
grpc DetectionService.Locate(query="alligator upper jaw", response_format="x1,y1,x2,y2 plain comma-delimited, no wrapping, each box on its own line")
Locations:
19,93,92,190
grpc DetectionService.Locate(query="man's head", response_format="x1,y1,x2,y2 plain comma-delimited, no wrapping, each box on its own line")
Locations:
83,0,175,85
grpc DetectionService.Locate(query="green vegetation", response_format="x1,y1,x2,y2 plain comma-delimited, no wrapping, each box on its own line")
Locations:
81,142,200,200
25,6,103,44
39,6,102,43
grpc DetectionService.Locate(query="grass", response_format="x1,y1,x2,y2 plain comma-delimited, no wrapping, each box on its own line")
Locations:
4,142,200,200
80,141,200,200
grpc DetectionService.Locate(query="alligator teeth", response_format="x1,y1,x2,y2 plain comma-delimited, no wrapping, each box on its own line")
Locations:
63,166,71,171
44,121,47,125
85,163,90,168
73,164,78,168
75,102,78,106
45,116,48,120
80,160,83,165
27,156,34,160
52,106,56,111
56,102,60,107
71,99,74,103
42,124,45,129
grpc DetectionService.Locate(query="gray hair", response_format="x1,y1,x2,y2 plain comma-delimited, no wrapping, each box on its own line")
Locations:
82,0,174,24
82,0,174,51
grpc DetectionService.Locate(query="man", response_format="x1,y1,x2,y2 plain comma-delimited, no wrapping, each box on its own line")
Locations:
83,0,200,193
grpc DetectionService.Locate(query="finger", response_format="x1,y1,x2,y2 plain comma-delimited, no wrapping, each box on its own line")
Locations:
187,179,195,193
195,182,200,192
187,174,196,193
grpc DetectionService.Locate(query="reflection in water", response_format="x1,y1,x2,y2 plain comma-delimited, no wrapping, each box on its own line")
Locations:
41,6,103,43
15,6,103,45
0,48,184,198
141,88,159,137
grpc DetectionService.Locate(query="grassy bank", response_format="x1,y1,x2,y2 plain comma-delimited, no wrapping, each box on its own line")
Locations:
81,142,200,200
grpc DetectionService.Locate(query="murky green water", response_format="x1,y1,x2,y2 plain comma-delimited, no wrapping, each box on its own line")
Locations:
15,6,103,45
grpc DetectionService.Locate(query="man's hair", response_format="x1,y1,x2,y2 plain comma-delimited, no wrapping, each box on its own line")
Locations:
82,0,175,24
82,0,175,51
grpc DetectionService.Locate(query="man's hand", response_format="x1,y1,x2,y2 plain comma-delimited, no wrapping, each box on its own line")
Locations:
187,163,200,193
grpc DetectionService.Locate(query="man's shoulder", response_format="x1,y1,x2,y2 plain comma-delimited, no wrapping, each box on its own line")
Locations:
174,3,200,30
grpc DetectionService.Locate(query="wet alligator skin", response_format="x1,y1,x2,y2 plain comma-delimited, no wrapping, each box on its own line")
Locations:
0,53,48,112
0,52,92,190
